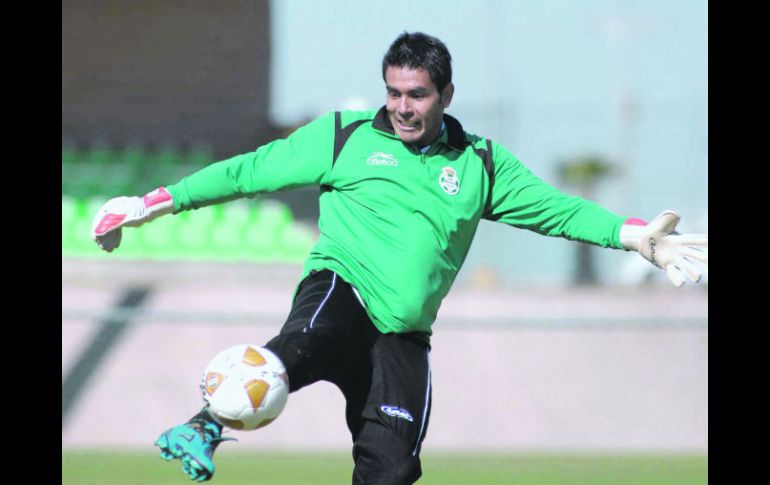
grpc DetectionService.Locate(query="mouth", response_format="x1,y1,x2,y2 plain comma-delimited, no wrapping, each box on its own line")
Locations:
394,118,421,133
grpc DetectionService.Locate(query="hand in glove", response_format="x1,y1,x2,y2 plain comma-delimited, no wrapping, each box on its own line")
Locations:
619,210,708,287
91,187,175,252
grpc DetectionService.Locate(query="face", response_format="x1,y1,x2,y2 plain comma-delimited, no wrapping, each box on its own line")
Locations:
385,66,454,147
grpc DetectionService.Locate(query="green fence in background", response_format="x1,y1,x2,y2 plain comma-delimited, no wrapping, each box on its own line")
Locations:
62,145,215,199
62,147,317,262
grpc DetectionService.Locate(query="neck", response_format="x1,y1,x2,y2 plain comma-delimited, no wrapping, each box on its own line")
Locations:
417,120,446,151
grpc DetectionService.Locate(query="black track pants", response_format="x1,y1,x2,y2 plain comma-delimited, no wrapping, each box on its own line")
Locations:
265,269,432,485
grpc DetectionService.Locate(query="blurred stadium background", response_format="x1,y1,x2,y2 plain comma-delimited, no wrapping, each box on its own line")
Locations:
62,1,707,483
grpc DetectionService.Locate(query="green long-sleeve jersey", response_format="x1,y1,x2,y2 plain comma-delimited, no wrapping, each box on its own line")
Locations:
167,107,626,335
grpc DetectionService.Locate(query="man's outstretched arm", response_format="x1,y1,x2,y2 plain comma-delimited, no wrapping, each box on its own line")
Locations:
90,112,338,253
484,142,708,287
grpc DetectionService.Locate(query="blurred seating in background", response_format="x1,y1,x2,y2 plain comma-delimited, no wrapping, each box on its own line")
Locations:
62,146,317,262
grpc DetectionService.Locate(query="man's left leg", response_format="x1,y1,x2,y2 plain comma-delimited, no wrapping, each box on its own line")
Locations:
344,332,432,485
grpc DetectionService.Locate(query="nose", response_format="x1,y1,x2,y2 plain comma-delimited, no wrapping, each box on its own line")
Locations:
398,97,413,118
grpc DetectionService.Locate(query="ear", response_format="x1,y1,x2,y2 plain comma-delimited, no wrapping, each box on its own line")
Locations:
440,83,454,108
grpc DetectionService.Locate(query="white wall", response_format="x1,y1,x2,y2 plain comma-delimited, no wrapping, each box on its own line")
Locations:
62,261,707,451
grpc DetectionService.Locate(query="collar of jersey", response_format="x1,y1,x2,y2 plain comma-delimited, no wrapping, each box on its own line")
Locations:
371,106,468,153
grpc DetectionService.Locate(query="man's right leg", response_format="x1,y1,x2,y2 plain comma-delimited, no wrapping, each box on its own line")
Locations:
156,269,352,481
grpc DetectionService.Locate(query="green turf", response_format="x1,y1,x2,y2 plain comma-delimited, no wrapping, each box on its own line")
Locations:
61,450,707,485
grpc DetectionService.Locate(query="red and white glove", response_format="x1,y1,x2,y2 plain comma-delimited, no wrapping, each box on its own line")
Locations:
619,210,708,287
91,187,175,252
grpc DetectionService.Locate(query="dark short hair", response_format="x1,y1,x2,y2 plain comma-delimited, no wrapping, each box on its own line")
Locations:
382,32,452,92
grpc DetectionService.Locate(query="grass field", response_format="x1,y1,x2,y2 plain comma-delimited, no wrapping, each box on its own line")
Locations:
62,450,707,485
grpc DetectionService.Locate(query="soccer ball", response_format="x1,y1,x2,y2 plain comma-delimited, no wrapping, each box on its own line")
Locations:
200,344,289,431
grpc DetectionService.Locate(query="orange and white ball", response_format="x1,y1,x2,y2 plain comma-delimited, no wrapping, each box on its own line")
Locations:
200,345,289,430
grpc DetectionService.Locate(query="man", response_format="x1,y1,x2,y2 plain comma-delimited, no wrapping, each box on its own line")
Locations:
91,32,708,484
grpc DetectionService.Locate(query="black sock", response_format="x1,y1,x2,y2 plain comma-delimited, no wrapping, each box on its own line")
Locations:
188,407,222,434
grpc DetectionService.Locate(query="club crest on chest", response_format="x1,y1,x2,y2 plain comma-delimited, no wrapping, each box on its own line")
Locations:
438,166,460,195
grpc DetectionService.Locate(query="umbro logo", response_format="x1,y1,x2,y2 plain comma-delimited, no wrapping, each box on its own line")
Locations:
380,405,414,422
367,152,398,167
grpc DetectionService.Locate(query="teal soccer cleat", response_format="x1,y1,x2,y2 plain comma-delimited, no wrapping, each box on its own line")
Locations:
155,413,236,482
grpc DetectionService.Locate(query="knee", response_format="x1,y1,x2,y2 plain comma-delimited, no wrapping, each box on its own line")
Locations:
353,451,421,485
352,424,422,485
264,331,327,392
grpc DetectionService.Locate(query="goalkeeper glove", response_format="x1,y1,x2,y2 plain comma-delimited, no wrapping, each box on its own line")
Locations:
91,187,175,252
619,210,708,287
